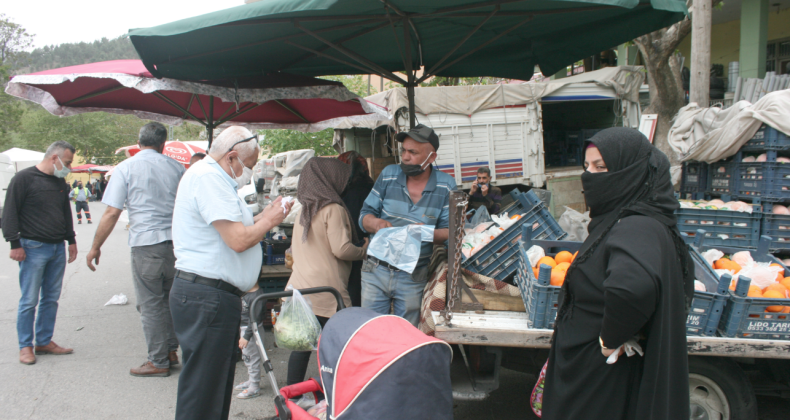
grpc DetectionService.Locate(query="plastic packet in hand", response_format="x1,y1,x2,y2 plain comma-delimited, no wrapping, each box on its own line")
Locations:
274,289,322,351
367,225,435,274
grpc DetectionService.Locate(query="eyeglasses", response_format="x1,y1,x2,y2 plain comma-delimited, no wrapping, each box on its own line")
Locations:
226,134,259,154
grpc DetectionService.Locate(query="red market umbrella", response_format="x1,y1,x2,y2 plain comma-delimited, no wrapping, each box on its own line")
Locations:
5,60,388,148
115,140,205,166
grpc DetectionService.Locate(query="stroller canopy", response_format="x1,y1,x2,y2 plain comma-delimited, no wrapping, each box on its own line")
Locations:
318,308,453,420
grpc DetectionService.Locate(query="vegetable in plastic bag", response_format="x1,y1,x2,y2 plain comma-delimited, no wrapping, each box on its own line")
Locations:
274,289,322,351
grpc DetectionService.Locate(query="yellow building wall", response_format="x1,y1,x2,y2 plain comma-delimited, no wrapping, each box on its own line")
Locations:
677,11,790,79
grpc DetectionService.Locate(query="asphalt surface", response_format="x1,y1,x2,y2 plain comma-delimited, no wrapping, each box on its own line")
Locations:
0,202,788,419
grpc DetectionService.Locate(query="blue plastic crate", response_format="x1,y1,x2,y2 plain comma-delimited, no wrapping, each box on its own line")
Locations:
735,158,790,202
675,204,762,249
686,250,732,336
514,236,582,329
692,233,790,340
740,124,790,151
680,161,709,198
761,202,790,252
259,278,289,294
707,160,736,196
463,190,567,281
497,189,525,216
261,241,286,265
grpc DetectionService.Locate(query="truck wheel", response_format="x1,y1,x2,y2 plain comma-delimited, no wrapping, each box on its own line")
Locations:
688,357,757,420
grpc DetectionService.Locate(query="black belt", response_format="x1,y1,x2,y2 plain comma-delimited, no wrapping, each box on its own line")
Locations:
175,270,245,297
367,256,401,272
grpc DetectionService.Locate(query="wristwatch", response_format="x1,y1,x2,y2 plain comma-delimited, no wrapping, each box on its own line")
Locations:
599,337,612,351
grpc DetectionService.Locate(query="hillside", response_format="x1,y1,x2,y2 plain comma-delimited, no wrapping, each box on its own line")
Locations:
22,36,139,73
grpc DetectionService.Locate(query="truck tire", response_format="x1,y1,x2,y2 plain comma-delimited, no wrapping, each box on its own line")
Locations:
688,357,757,420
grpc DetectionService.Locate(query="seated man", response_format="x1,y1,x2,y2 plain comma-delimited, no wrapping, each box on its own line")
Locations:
359,124,456,327
468,167,502,215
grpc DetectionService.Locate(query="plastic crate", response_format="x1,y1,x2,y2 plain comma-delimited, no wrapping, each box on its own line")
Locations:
263,238,291,255
497,189,524,216
259,278,289,294
680,161,709,198
707,160,736,196
463,190,567,281
686,250,732,336
514,236,581,329
692,233,790,340
735,155,790,202
675,204,762,248
760,203,790,252
740,124,790,151
261,242,286,265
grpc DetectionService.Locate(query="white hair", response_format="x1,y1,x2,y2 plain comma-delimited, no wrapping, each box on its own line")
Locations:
209,126,259,160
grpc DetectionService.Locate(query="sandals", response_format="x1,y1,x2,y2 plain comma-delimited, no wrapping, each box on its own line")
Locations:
236,388,261,399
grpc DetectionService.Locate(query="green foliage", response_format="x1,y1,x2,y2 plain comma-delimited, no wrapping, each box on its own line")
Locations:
171,123,205,141
259,128,336,157
24,36,138,73
0,66,23,135
0,13,34,69
420,76,504,87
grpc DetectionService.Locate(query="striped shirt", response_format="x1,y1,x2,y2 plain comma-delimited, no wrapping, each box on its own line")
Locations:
360,164,457,268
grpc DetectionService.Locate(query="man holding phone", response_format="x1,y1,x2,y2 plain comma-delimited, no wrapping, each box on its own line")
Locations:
469,167,502,215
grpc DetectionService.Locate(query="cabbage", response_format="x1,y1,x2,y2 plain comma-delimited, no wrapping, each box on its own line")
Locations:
273,290,322,351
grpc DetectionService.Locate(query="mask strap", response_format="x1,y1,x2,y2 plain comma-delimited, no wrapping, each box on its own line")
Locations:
420,151,435,170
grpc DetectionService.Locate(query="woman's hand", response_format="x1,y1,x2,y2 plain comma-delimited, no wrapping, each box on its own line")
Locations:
601,346,624,358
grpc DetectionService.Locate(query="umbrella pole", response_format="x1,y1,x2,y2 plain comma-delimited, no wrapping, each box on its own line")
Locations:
403,19,416,129
207,95,215,151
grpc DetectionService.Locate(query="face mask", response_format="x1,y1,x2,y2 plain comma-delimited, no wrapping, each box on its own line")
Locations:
400,151,434,177
53,156,71,178
228,156,253,189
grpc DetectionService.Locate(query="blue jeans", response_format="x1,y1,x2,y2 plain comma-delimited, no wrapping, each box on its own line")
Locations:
361,258,429,327
17,238,66,349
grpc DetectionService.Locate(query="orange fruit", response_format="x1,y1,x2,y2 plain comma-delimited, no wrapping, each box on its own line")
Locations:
714,258,732,270
537,256,557,269
763,283,789,297
555,262,571,272
532,267,540,279
550,267,566,286
572,251,578,261
747,285,763,298
555,251,574,265
729,280,737,291
780,277,790,290
783,307,790,313
763,290,787,312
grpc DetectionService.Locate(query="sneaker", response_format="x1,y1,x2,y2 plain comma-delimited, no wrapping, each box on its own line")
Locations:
236,388,261,399
291,394,316,410
87,220,92,224
234,380,252,391
78,220,82,224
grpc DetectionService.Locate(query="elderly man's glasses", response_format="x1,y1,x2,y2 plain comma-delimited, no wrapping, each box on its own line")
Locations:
226,134,259,154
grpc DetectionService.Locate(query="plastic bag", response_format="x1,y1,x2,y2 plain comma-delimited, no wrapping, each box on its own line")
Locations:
283,199,302,224
701,249,724,267
104,293,128,306
367,225,435,274
307,400,328,419
275,149,315,177
469,206,492,227
273,289,322,351
558,207,591,242
527,245,546,268
285,247,294,269
735,263,784,289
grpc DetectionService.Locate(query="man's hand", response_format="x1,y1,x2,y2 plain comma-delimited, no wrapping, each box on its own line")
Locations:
68,244,78,264
10,248,26,262
239,337,248,349
260,196,289,226
470,180,478,194
481,184,489,196
86,248,101,271
372,218,393,234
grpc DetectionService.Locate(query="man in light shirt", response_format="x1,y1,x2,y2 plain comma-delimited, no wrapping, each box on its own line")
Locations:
170,126,291,420
86,122,185,377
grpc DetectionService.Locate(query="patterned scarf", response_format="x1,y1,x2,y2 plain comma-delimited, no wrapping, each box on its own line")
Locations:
297,157,357,243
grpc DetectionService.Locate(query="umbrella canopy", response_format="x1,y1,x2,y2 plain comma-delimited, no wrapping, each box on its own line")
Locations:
128,0,686,126
115,140,205,166
70,164,114,173
5,60,389,146
2,147,45,162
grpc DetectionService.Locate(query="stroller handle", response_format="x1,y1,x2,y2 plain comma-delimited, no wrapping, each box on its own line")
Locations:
249,286,346,325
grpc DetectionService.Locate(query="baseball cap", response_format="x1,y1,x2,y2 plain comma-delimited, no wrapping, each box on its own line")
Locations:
395,124,440,151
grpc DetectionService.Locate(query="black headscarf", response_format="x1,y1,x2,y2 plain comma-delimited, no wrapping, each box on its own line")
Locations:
563,128,694,315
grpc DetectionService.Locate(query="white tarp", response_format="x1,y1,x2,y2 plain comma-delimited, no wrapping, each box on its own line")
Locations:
668,89,790,163
333,66,645,135
1,148,45,171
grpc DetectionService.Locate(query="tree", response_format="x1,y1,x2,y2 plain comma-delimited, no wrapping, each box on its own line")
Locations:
0,14,34,135
632,0,722,164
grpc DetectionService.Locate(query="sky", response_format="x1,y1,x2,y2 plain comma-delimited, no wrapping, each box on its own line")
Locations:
4,0,241,49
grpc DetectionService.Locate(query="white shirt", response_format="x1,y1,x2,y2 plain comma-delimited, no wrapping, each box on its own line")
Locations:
102,149,185,247
172,156,261,291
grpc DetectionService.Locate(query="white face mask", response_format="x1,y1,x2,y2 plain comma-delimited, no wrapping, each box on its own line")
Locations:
53,156,71,178
228,157,253,189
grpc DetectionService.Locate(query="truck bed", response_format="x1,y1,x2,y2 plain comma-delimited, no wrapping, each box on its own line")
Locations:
432,311,790,359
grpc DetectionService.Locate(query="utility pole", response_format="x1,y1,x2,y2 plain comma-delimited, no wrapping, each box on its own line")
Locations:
690,0,711,106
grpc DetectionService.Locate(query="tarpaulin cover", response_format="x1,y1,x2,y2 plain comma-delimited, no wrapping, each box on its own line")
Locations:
318,307,452,420
668,89,790,163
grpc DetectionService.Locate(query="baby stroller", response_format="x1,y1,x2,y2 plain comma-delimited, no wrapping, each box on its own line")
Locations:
250,288,453,420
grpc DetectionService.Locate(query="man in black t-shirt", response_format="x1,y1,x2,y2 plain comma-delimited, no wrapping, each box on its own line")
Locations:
2,141,78,365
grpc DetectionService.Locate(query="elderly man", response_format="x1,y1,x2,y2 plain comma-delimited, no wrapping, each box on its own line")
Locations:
2,141,78,365
359,124,457,326
171,126,291,420
86,122,185,377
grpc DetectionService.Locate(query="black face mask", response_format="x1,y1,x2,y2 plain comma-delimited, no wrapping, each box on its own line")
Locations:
400,152,434,177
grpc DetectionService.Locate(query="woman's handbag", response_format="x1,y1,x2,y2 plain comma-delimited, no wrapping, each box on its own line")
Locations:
530,359,548,417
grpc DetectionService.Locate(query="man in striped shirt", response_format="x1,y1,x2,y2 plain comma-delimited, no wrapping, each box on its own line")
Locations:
359,124,457,326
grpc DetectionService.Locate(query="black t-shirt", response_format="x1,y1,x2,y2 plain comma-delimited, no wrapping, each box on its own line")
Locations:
1,166,75,249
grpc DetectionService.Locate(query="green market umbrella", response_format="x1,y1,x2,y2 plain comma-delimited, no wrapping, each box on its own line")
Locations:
129,0,686,127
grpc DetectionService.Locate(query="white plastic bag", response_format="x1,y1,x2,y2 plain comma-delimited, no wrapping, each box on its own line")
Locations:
558,207,590,242
701,249,724,267
367,225,435,274
274,289,322,351
283,199,302,224
526,245,546,268
469,206,492,227
104,293,128,306
606,338,644,364
736,263,784,289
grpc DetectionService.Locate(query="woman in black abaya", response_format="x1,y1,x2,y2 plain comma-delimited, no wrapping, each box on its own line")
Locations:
542,128,693,420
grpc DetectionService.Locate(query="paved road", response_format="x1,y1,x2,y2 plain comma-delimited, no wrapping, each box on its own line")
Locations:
1,203,788,419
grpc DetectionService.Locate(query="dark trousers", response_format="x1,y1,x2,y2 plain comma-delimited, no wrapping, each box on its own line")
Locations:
347,260,363,307
286,316,329,386
75,201,91,221
170,276,241,420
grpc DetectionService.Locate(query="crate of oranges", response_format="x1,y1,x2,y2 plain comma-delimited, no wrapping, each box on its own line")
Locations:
692,231,790,340
515,236,581,330
686,251,732,336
